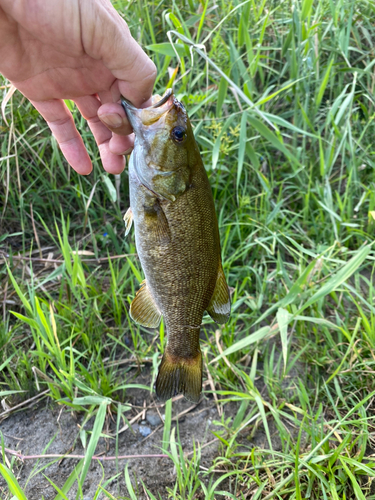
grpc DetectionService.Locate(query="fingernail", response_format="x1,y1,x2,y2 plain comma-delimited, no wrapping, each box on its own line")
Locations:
123,147,133,155
99,113,123,128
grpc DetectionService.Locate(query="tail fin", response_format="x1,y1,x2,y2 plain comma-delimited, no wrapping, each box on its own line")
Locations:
155,349,202,403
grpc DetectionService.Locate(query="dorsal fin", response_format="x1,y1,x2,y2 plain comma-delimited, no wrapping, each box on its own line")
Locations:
130,281,162,328
206,264,231,324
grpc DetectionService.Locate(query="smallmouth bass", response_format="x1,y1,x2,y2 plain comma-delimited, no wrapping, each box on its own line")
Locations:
122,89,230,403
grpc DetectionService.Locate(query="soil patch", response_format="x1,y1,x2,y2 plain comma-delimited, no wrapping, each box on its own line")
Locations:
0,374,230,499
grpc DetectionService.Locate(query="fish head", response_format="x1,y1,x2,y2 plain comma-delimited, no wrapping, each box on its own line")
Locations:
122,89,198,201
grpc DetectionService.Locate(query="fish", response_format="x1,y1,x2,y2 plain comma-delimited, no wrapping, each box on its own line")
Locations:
121,89,230,403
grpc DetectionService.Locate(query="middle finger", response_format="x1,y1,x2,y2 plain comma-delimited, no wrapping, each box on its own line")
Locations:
74,94,125,174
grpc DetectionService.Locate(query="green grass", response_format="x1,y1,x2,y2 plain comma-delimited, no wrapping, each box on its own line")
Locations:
2,0,375,497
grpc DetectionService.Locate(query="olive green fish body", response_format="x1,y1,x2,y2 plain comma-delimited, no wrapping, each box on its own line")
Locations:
124,90,230,402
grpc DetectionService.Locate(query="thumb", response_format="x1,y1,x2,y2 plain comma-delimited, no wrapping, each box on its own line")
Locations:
80,0,156,107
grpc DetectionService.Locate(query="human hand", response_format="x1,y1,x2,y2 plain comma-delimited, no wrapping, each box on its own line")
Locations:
0,0,156,174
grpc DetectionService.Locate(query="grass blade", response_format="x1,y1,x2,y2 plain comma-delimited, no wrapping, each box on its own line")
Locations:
80,399,109,485
124,464,137,500
212,326,272,361
339,459,367,500
162,398,172,453
0,463,28,500
277,307,292,371
237,111,248,196
316,58,334,108
298,245,372,314
53,460,84,500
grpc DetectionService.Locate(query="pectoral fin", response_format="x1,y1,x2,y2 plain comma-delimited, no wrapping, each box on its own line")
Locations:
123,207,133,236
206,264,231,324
130,280,162,328
154,202,171,244
144,200,171,244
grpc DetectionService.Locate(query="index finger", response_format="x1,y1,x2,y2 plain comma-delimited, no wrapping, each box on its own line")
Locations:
30,98,92,175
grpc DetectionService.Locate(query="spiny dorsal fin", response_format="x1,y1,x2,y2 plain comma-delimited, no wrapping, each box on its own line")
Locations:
206,264,231,324
130,280,162,328
123,207,133,236
155,349,202,403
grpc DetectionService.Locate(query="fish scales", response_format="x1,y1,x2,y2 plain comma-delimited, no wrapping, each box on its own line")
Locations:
130,164,218,336
122,89,231,402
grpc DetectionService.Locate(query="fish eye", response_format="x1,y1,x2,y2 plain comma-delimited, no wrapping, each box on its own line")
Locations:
171,126,186,143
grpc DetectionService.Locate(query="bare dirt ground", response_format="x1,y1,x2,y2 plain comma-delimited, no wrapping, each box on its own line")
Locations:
0,371,234,500
0,346,299,499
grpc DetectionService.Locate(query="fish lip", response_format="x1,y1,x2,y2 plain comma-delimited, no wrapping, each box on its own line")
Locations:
120,97,137,126
121,88,173,114
151,88,173,108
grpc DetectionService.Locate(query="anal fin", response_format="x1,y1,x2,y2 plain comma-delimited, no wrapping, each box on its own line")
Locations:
206,264,231,324
123,207,133,236
130,280,162,328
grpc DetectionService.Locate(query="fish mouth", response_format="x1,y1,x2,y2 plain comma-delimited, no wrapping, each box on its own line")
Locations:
121,89,174,131
121,88,173,110
152,89,173,108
